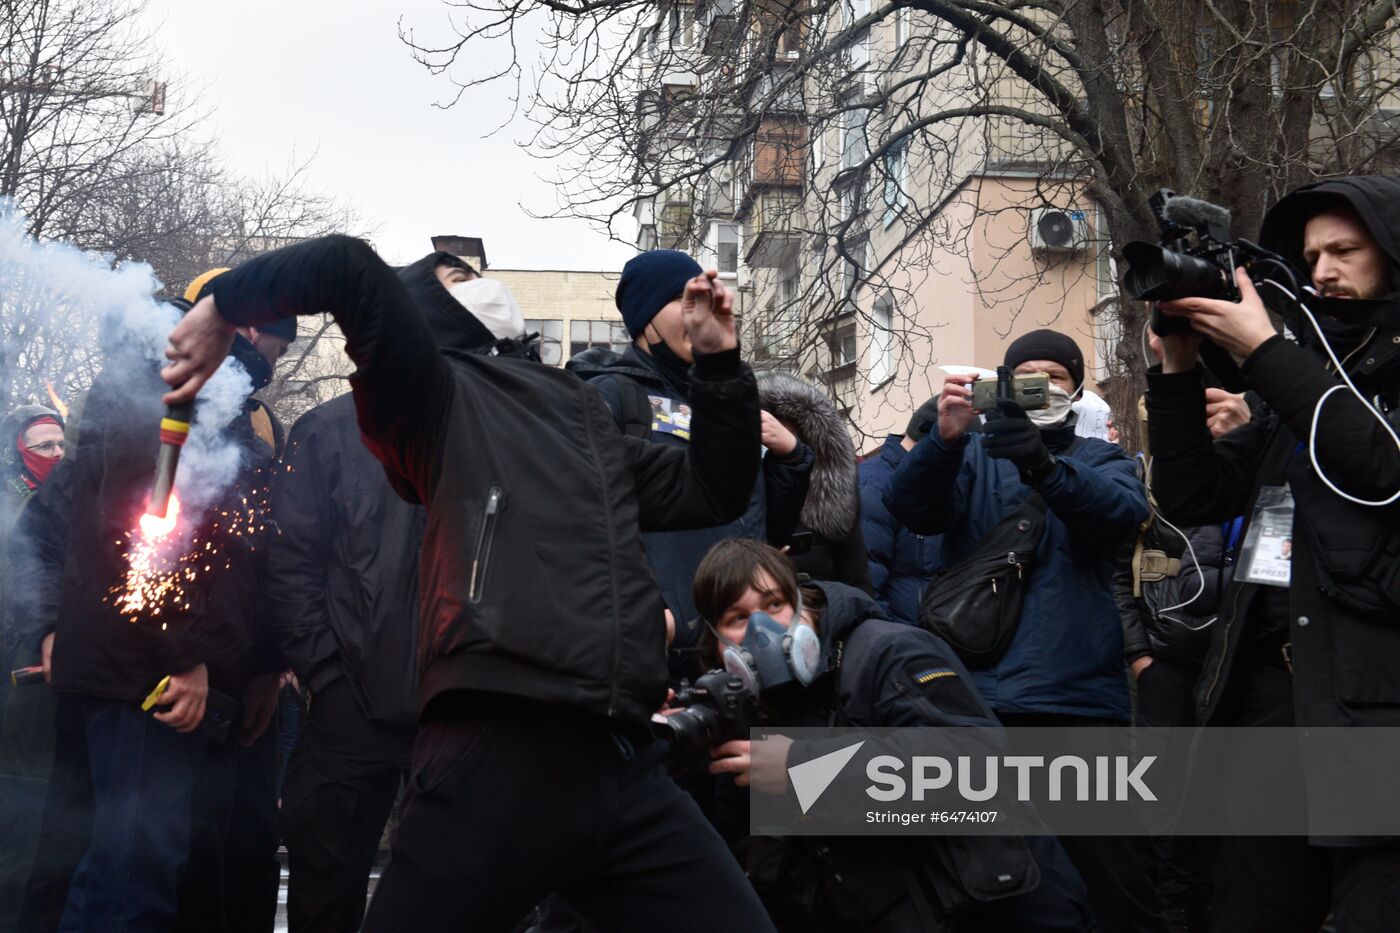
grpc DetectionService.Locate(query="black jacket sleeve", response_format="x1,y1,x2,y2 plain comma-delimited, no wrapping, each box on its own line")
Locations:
762,442,814,545
786,628,1007,825
1145,366,1270,525
265,411,343,692
209,236,451,500
626,348,762,531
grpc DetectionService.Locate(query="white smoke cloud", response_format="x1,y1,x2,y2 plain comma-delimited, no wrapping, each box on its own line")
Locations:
0,200,254,515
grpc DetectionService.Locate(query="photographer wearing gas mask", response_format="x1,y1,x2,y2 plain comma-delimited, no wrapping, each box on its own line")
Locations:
1146,176,1400,931
686,539,1092,932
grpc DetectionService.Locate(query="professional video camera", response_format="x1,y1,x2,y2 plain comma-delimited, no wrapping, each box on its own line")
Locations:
1120,189,1295,390
1120,189,1280,310
656,669,760,771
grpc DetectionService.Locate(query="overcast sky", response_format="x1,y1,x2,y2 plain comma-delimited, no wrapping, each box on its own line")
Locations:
144,0,635,271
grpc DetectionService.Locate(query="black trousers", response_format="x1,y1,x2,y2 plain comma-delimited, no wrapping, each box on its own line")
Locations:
280,679,413,933
176,723,281,933
1134,658,1213,933
361,693,778,933
997,712,1169,933
1207,652,1400,933
14,695,91,933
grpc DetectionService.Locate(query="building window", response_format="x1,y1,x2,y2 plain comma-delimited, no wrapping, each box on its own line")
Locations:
779,267,799,307
882,138,909,228
830,324,858,368
716,223,740,275
845,0,870,69
869,292,894,385
570,320,631,358
840,240,867,307
840,94,867,170
524,319,563,366
895,7,909,46
1094,206,1117,305
667,4,695,47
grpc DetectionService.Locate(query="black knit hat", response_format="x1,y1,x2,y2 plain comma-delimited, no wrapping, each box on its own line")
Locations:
1004,329,1084,390
615,249,703,338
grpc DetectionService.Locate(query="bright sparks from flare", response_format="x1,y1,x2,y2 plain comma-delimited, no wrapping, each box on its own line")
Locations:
110,483,271,625
115,495,197,623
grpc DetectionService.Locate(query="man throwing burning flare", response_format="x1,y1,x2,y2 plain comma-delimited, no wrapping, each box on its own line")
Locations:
162,236,776,933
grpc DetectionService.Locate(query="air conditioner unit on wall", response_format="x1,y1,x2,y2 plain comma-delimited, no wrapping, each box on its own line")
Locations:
1029,207,1089,253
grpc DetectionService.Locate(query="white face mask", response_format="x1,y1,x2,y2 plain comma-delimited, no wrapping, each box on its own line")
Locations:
1027,384,1075,427
448,278,526,341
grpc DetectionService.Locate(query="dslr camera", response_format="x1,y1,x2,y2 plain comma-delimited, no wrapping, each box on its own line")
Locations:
656,669,760,770
1121,189,1277,336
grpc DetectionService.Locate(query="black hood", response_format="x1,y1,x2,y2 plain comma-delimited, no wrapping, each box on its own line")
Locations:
397,252,497,353
807,579,889,651
564,344,685,397
1259,176,1400,327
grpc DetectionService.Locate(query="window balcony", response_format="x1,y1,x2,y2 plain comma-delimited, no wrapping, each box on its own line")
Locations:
742,189,802,268
697,0,740,56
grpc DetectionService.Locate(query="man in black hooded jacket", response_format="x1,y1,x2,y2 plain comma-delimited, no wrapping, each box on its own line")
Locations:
268,251,509,933
161,235,776,933
1148,175,1400,931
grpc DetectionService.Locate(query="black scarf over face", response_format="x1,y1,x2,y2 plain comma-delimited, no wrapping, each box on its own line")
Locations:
231,334,273,390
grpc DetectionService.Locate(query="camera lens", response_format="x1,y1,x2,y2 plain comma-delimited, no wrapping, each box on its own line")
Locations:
661,703,722,770
1123,242,1232,301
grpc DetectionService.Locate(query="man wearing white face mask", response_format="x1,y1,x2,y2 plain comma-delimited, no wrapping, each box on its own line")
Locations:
447,276,528,342
884,329,1162,933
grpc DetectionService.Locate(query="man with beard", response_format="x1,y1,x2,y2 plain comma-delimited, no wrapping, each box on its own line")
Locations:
1149,176,1400,931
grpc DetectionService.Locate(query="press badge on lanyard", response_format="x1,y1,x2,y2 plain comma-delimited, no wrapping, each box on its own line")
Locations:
1237,485,1294,588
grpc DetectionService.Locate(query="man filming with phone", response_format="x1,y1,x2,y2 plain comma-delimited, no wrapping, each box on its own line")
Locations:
1146,176,1400,931
883,329,1161,933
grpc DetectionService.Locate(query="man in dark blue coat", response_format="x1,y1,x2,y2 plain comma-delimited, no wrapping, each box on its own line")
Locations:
883,330,1162,933
858,396,942,625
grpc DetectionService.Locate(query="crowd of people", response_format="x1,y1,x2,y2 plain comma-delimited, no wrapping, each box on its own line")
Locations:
0,172,1396,933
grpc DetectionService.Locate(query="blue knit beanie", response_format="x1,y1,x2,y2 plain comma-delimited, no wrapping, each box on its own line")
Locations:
615,249,704,338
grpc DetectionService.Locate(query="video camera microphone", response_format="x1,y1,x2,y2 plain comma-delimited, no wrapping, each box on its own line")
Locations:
1161,195,1233,234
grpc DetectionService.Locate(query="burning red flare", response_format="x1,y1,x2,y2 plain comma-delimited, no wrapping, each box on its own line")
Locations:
140,493,181,540
45,381,69,420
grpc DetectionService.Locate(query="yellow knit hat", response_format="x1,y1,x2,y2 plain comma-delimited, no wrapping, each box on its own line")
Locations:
184,267,231,304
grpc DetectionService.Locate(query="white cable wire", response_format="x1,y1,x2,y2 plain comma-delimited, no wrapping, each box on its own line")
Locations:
1259,278,1400,507
1142,453,1210,625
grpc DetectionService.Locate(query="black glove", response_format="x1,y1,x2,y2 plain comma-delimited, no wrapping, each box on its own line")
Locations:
982,399,1056,485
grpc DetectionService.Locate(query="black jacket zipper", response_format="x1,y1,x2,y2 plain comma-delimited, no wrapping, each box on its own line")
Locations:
468,486,502,604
